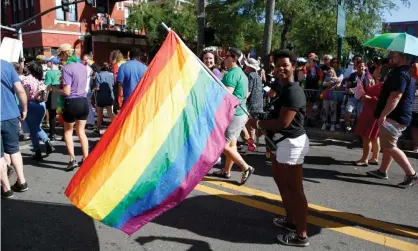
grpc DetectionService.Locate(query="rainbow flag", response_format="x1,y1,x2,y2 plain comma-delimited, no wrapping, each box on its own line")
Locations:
65,31,239,234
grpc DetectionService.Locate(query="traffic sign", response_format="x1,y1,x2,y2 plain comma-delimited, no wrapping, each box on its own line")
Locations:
337,5,346,37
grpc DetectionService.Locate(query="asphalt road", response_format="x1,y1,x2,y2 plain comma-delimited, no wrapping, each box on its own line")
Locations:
2,132,418,251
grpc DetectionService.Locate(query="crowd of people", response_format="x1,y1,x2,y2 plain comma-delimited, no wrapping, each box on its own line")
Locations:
1,41,417,247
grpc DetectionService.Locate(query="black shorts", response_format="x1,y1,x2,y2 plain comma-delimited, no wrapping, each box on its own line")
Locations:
96,102,114,108
63,97,89,123
304,90,318,103
1,118,20,157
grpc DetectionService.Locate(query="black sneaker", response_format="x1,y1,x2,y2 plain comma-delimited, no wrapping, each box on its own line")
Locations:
1,189,14,199
273,216,296,232
65,160,79,172
367,169,388,180
277,232,309,247
45,140,55,155
11,181,28,192
397,174,418,188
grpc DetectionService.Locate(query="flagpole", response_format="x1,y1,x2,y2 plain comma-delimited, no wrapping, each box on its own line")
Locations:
161,22,277,150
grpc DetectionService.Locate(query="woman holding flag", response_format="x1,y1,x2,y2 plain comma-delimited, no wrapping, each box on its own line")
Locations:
248,50,310,247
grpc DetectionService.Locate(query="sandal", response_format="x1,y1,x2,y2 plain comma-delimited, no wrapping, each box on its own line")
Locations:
240,166,255,185
211,169,231,179
368,159,379,166
352,161,368,167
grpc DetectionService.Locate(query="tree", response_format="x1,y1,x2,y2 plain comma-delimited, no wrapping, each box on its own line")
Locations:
205,0,277,53
285,0,410,59
127,0,197,47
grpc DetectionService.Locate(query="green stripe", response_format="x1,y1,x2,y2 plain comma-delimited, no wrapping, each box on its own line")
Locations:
102,69,216,226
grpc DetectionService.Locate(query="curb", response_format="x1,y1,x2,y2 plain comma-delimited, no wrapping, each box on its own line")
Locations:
305,127,418,159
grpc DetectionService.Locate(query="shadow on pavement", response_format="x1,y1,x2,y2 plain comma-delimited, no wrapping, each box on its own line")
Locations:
237,154,398,188
302,168,399,188
309,138,360,149
137,236,213,251
146,194,322,245
316,210,418,241
1,199,99,251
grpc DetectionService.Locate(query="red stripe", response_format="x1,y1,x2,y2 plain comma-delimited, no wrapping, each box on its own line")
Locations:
65,32,179,196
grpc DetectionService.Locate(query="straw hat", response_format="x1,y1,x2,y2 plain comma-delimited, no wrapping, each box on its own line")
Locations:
57,43,74,54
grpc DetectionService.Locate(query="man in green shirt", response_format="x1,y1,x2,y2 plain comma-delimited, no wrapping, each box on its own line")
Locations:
211,47,254,185
44,57,61,140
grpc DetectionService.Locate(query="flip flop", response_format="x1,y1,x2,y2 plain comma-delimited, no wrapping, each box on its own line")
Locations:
368,160,379,166
352,161,368,167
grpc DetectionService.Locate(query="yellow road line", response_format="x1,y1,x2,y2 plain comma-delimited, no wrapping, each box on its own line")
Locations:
203,177,418,241
195,184,418,251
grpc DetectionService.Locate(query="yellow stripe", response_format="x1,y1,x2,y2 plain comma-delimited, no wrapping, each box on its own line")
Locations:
195,184,418,251
203,178,418,240
82,54,201,219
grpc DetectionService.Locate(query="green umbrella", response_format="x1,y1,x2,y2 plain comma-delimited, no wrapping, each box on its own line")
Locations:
363,32,418,56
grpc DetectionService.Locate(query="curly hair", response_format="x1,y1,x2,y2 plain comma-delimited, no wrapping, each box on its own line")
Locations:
273,49,297,66
26,61,44,81
110,50,124,64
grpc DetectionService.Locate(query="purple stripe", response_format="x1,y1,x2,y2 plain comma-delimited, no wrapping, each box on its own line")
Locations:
120,95,239,234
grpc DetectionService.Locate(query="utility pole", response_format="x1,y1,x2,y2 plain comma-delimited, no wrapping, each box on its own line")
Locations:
262,0,275,71
196,0,205,56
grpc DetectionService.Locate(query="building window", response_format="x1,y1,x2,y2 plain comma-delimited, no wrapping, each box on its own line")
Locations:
12,0,20,24
68,3,78,22
24,0,29,19
1,1,7,25
56,0,65,20
30,0,34,16
56,0,78,22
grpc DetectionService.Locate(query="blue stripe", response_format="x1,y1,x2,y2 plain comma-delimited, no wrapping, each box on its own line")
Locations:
112,74,228,228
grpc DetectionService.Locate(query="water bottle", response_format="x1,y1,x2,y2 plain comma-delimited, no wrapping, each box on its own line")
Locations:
383,120,402,137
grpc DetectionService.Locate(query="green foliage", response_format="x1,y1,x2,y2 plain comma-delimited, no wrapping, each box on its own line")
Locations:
127,0,197,46
205,0,278,52
126,0,410,60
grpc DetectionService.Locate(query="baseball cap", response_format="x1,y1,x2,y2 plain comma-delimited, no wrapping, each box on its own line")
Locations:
45,56,60,65
228,47,243,66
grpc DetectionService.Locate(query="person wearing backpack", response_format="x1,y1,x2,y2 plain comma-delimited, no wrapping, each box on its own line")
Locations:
22,62,55,161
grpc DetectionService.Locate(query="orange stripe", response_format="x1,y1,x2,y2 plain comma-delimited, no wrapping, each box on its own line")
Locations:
68,43,190,208
65,32,179,196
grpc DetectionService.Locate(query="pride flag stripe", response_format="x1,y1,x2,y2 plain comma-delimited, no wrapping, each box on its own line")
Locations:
65,31,240,234
81,57,202,219
104,71,225,227
120,96,235,234
67,48,196,212
65,37,178,197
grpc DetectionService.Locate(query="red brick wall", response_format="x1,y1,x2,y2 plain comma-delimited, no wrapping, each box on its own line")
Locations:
1,0,128,50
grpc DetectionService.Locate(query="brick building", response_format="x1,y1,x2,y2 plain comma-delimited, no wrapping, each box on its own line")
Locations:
1,0,148,63
383,20,418,37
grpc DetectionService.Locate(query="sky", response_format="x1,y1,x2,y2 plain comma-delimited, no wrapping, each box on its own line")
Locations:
383,0,418,22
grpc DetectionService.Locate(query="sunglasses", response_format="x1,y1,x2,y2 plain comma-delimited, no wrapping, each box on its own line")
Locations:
332,61,338,64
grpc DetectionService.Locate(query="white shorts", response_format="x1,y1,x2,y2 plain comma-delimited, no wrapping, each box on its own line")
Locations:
274,133,309,165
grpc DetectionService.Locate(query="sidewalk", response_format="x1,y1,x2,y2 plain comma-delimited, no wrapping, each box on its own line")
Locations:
19,125,417,159
305,127,418,159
